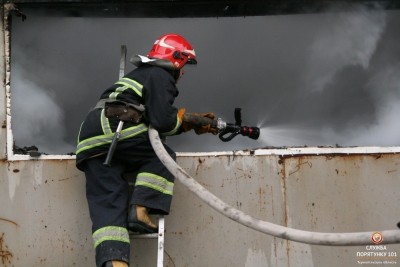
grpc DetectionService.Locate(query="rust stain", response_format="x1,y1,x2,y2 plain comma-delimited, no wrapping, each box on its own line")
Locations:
288,159,312,176
0,218,18,228
164,249,176,267
0,233,13,266
58,177,71,182
279,156,291,266
279,157,289,226
195,157,204,175
270,186,275,217
234,167,252,179
325,155,334,160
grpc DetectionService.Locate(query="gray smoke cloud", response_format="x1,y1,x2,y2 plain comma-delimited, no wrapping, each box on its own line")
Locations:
304,6,386,92
10,5,400,154
342,63,400,146
11,65,73,153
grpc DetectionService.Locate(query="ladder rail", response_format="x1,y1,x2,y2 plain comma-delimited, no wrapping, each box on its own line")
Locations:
130,215,165,267
157,216,165,267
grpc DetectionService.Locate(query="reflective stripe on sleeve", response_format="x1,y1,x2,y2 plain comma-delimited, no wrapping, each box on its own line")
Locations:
109,85,127,100
109,77,143,99
135,172,174,195
160,114,182,136
92,226,130,248
116,77,143,97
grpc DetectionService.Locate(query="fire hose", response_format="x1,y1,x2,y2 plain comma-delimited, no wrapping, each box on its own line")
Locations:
148,126,400,246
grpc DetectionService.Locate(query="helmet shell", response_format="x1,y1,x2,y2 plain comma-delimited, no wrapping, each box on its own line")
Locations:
147,33,197,69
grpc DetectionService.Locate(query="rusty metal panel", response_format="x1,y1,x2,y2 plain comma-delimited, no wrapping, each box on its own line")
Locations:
0,160,95,266
1,152,400,266
131,155,288,267
282,154,400,267
130,152,400,266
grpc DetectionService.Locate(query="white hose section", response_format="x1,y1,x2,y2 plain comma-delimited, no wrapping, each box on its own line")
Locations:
149,126,400,246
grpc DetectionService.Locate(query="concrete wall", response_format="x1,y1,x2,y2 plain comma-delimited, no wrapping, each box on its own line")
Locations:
1,7,400,267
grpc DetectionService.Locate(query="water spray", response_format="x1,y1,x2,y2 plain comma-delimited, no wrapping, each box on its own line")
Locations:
183,108,260,142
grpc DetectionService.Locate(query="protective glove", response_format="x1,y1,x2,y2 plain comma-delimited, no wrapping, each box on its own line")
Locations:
194,124,219,135
178,109,219,135
190,112,215,120
190,112,218,135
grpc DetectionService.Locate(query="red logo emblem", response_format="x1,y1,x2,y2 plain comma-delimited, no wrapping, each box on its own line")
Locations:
371,232,383,244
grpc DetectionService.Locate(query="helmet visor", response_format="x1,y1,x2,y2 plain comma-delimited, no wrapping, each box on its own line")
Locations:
182,52,197,65
186,58,197,64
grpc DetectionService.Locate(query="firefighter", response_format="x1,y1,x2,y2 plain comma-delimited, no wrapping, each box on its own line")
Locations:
75,33,216,267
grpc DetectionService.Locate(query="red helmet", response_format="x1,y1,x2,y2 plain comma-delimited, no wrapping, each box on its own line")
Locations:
147,33,197,70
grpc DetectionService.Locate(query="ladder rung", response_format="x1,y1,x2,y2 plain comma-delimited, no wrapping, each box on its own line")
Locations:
130,233,160,239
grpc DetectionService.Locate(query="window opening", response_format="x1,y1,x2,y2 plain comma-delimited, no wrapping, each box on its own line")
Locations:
6,6,400,160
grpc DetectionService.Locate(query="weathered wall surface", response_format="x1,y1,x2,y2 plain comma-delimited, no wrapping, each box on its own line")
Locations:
1,153,399,267
0,160,94,266
151,153,400,267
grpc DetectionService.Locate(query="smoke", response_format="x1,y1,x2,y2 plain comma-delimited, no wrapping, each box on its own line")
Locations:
11,65,73,154
304,5,387,92
9,6,400,153
341,63,400,146
256,6,400,149
298,6,400,147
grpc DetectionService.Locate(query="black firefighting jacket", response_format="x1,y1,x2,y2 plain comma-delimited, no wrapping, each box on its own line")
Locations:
76,65,181,170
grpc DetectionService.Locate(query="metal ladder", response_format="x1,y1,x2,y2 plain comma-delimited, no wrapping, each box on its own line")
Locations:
129,216,165,267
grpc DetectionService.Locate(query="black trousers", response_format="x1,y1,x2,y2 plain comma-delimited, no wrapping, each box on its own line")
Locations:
83,139,176,267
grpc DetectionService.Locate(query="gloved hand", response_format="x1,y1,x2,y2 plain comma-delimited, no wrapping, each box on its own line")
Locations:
190,112,218,135
178,109,219,135
194,124,219,135
190,112,215,120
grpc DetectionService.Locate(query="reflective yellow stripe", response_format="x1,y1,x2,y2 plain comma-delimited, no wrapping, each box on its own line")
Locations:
100,109,112,135
92,226,130,248
135,172,174,195
109,85,128,100
109,77,143,100
76,123,148,155
161,114,181,136
116,77,143,97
